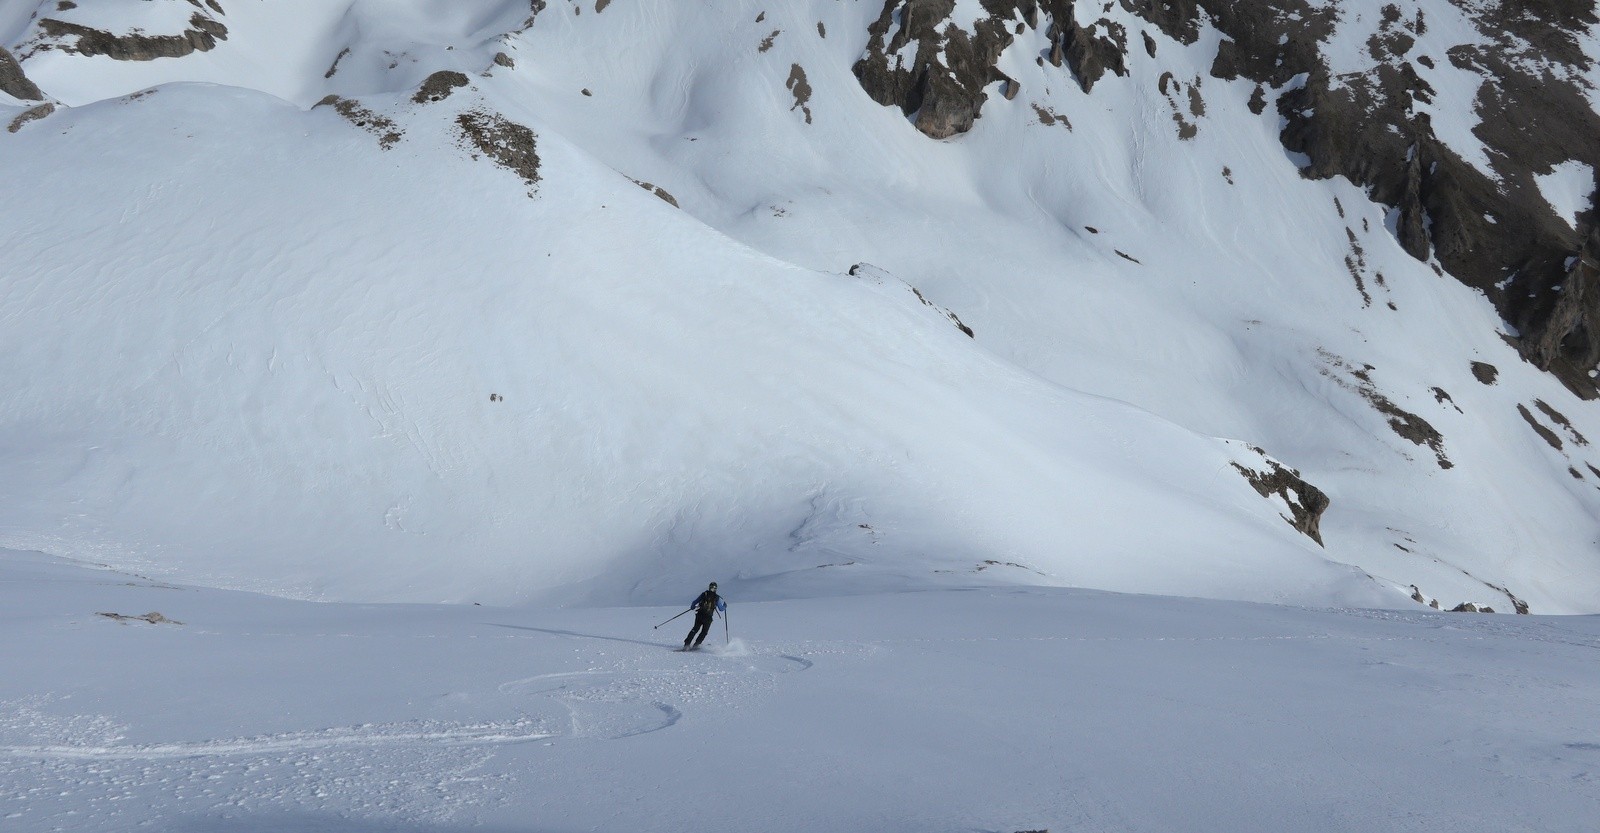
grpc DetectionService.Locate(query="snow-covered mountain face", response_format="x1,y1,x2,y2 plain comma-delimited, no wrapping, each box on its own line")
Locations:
859,0,1600,387
2,0,1598,613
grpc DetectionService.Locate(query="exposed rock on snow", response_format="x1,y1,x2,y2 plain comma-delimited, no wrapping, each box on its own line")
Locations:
456,110,541,194
850,0,1129,134
1320,353,1451,469
315,95,403,149
852,0,1023,139
95,611,182,625
1231,454,1330,546
1031,102,1070,129
0,45,44,100
1524,227,1600,394
786,63,813,123
1055,8,1128,93
629,178,680,208
1156,72,1204,139
1519,403,1567,451
910,285,973,337
849,262,974,337
33,12,228,62
413,70,470,104
1535,400,1588,446
6,102,54,133
521,1,549,30
1410,584,1441,609
323,47,351,79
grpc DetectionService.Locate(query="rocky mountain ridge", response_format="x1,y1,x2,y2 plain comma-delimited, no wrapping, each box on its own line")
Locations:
851,0,1600,396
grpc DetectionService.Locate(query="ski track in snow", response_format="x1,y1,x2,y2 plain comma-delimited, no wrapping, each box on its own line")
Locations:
0,704,549,827
0,720,556,761
493,644,814,739
0,715,525,828
0,639,821,830
4,589,1599,832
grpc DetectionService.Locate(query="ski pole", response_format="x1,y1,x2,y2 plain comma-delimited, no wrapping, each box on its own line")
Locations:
724,608,730,644
653,608,692,629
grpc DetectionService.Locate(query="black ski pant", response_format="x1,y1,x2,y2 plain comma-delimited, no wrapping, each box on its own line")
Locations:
685,613,713,646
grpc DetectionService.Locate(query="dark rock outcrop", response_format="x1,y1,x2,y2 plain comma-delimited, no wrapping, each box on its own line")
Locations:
630,178,680,208
852,1,1138,136
324,47,351,79
1470,362,1499,385
1517,403,1565,450
36,13,229,61
1054,10,1127,93
315,95,403,149
7,102,55,133
1320,352,1453,468
787,64,813,124
849,262,975,337
1522,226,1600,394
0,46,44,100
97,610,183,625
413,70,470,104
1232,456,1330,546
855,1,1044,138
456,111,541,195
1204,0,1337,89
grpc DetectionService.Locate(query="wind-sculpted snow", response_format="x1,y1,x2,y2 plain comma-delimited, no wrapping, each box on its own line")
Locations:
0,80,1398,609
2,0,1600,613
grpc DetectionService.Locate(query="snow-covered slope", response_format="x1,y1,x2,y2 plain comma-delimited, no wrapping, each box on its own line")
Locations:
3,0,1599,613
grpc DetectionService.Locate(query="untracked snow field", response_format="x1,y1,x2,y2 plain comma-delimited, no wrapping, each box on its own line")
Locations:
3,550,1597,833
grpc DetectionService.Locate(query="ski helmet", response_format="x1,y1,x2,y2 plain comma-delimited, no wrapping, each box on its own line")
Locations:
709,582,718,590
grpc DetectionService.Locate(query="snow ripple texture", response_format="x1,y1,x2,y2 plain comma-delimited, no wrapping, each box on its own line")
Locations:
0,635,816,831
0,697,548,827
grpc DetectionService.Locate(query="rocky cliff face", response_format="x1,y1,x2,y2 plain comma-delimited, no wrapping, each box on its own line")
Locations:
852,0,1022,139
853,1,1137,138
1212,0,1600,397
853,0,1600,396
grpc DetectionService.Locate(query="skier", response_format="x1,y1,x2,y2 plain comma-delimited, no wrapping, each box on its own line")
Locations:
683,582,726,649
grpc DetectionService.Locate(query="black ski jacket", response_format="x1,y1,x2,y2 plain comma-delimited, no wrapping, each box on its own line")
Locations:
691,590,724,618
